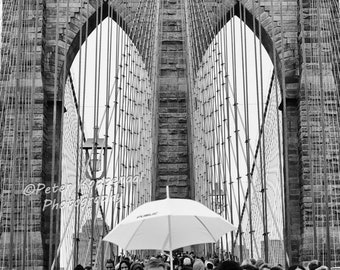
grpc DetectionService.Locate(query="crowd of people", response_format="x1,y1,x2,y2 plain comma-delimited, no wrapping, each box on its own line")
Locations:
74,252,330,270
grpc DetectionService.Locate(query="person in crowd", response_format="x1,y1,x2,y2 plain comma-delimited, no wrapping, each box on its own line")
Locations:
308,260,321,270
74,265,85,270
216,260,241,270
271,265,284,270
131,262,144,270
179,256,188,267
182,257,193,270
205,260,214,270
119,259,131,270
240,260,257,270
259,263,271,270
193,259,205,270
156,254,164,261
250,259,256,266
288,265,305,270
212,256,220,267
315,265,328,270
145,258,167,270
255,259,265,269
190,252,196,262
173,255,180,270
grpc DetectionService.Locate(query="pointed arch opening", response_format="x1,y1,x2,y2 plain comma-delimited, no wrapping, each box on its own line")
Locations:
59,11,156,268
189,8,285,263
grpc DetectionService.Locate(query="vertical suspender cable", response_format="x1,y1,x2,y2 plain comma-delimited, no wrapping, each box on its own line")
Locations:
299,0,318,259
257,0,269,261
230,6,243,261
223,10,234,256
111,12,121,233
309,0,321,258
208,0,217,222
211,0,217,221
220,2,230,255
73,0,85,265
90,1,100,265
322,1,340,263
9,0,23,269
240,1,254,258
1,1,16,267
69,0,94,263
121,8,129,220
54,0,71,266
117,7,125,226
102,0,114,265
216,1,225,258
49,0,60,267
317,0,331,266
114,4,125,237
251,0,266,262
119,3,129,222
197,0,208,210
78,0,91,265
280,0,291,264
184,0,196,200
97,3,106,266
23,0,39,268
271,0,287,263
21,6,29,264
96,2,107,268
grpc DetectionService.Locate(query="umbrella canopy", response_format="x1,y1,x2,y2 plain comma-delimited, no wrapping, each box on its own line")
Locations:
103,195,236,251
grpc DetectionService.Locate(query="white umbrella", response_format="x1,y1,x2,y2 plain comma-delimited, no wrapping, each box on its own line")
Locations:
103,187,236,269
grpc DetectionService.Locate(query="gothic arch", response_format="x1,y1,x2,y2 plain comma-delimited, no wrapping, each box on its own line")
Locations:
189,0,300,264
41,1,147,267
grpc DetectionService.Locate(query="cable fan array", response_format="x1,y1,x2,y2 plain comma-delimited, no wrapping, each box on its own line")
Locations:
0,0,340,269
58,0,160,268
186,0,285,264
0,0,159,269
185,0,340,267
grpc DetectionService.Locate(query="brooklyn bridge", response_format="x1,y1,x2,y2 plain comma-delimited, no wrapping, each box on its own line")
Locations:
0,0,340,269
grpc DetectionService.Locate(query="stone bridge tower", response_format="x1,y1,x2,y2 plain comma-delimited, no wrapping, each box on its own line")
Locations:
0,0,339,268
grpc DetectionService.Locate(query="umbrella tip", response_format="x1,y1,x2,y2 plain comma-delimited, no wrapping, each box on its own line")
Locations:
166,186,170,198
